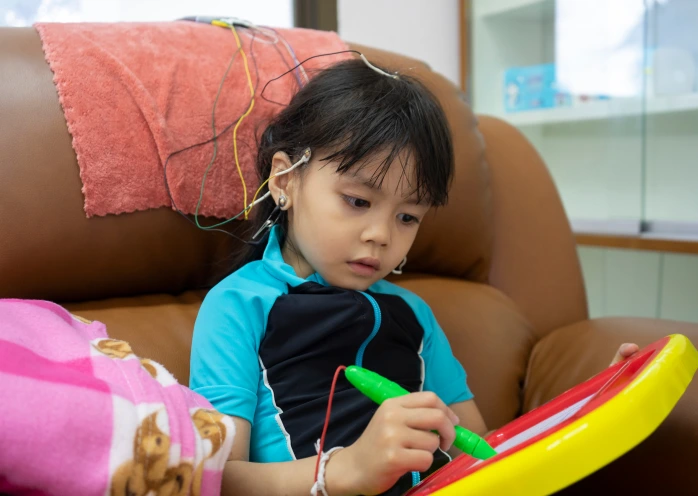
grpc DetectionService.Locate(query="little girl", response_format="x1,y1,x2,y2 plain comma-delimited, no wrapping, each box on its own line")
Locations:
190,58,637,496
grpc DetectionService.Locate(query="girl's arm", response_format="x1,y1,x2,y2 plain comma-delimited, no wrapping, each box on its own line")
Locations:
446,400,488,459
221,417,360,496
222,392,462,496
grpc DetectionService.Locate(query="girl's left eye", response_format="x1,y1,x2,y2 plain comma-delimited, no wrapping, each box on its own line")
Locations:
344,196,371,208
398,213,420,225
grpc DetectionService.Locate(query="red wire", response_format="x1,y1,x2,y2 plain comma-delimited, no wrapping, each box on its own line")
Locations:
315,365,347,482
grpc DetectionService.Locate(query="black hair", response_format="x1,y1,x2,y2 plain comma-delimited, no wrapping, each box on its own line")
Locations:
236,58,454,269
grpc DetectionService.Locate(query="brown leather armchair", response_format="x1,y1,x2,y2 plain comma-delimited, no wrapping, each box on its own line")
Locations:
1,27,696,494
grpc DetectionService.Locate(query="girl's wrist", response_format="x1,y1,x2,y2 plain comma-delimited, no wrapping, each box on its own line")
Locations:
323,446,361,496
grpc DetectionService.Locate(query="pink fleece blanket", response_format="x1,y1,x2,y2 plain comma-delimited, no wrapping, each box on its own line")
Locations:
35,22,350,218
0,299,234,496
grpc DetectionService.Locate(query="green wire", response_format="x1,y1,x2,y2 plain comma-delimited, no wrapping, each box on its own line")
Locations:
194,24,262,231
193,42,243,230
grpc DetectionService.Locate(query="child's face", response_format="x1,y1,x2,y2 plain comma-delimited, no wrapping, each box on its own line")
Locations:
279,150,430,291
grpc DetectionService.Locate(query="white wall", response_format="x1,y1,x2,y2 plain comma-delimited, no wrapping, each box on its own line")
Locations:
579,246,698,323
338,0,461,87
2,0,293,27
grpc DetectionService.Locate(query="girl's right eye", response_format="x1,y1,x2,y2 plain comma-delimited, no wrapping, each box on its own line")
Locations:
343,195,371,209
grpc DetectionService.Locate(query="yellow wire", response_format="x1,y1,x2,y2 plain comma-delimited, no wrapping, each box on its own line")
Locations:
214,20,256,219
250,176,272,209
249,151,311,214
211,20,301,220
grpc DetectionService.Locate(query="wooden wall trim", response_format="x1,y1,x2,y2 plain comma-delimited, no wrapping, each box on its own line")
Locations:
576,234,698,255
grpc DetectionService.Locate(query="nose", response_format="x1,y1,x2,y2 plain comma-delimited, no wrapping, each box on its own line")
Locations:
361,215,391,247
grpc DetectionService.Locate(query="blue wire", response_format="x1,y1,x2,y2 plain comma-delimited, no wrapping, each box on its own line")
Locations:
268,27,304,87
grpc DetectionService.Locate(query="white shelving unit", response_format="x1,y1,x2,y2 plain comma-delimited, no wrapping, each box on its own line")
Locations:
472,0,698,228
471,0,698,323
491,93,698,126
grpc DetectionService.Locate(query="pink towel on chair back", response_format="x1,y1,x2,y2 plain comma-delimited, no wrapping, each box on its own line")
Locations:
34,22,351,218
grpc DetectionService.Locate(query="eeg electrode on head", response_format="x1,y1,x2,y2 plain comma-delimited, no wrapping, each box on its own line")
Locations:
250,147,311,241
166,16,400,245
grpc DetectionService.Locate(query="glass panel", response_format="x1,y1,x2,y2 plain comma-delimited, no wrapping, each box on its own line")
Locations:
471,0,698,322
471,0,647,234
644,0,698,230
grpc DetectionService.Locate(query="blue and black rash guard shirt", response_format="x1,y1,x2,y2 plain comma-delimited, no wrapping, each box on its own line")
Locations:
190,225,473,494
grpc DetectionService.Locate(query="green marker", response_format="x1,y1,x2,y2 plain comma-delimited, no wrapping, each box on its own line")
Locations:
345,365,497,461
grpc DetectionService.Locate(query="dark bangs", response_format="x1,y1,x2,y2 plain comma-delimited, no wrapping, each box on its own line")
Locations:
257,58,454,206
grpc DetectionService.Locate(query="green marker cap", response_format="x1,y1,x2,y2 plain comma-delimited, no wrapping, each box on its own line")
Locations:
454,425,497,459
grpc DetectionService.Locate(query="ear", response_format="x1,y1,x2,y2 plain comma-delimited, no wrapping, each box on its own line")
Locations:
268,151,297,210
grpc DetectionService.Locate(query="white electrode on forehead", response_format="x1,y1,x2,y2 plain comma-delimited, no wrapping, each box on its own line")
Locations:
360,54,399,80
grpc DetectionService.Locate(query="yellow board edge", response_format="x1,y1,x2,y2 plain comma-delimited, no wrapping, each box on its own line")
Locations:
434,334,698,496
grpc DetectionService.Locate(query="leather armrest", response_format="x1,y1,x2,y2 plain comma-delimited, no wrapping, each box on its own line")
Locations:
523,317,698,494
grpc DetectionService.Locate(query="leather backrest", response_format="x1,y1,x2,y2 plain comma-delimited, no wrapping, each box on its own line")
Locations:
0,29,493,302
479,116,587,336
0,26,586,430
0,27,239,302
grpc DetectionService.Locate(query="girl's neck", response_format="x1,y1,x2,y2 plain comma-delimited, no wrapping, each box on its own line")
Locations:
280,233,314,279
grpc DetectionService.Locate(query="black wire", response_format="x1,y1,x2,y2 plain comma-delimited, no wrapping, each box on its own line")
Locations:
266,31,300,91
163,27,260,243
259,49,361,106
266,27,305,90
162,34,360,243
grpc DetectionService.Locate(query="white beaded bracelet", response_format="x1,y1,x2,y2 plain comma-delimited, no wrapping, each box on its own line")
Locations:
310,440,344,496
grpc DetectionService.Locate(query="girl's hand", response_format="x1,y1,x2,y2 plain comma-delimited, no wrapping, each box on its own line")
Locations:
327,391,459,496
610,343,640,365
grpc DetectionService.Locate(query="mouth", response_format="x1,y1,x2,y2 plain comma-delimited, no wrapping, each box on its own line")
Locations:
347,258,381,277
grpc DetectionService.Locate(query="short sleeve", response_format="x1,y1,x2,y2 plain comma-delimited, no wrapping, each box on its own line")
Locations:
190,284,266,423
420,306,474,405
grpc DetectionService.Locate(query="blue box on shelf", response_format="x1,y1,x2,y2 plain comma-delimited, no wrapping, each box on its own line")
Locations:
504,63,571,113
